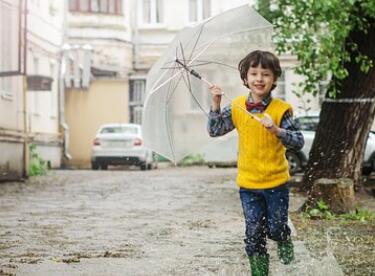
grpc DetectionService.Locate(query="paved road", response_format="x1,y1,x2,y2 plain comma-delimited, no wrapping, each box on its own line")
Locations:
0,167,342,275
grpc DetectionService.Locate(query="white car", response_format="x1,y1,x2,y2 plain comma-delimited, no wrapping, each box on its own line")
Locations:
91,123,156,170
286,112,375,175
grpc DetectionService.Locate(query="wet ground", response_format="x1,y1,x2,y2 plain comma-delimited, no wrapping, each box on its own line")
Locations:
0,166,370,275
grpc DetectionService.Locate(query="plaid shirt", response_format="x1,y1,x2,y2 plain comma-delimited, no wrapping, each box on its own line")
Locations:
207,95,304,151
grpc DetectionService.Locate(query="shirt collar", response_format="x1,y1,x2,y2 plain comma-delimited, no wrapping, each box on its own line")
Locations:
247,93,272,106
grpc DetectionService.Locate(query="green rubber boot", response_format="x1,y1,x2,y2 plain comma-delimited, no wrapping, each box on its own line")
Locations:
249,254,269,276
277,239,294,264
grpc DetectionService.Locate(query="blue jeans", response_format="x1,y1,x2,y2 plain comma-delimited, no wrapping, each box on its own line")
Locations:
239,183,291,256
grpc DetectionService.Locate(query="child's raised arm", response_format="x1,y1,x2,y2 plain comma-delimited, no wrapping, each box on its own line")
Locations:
209,85,223,112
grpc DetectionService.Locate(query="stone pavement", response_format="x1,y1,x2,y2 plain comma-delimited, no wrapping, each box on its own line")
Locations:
0,167,344,275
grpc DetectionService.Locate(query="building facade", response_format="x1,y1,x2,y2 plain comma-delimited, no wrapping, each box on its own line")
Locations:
0,0,25,180
0,0,330,177
131,0,323,124
64,0,325,167
26,0,65,169
0,0,64,180
64,0,133,168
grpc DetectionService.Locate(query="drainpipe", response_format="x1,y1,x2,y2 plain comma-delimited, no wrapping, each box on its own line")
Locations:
59,1,71,162
22,0,29,178
59,46,71,161
132,0,139,69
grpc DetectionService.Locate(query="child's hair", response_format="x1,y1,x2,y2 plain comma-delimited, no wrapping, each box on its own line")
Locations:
238,50,282,92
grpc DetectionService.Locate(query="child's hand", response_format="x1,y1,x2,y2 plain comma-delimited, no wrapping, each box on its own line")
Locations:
209,85,223,111
261,113,281,135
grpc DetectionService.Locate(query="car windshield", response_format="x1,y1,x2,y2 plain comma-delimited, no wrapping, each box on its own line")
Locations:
100,126,139,134
296,116,319,131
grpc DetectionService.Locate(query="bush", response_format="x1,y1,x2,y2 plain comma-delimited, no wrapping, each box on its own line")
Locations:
29,144,48,176
178,154,205,166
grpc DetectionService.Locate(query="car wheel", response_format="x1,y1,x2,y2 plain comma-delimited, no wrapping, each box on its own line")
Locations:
101,163,108,170
147,163,152,170
91,161,99,170
140,163,147,171
286,152,302,175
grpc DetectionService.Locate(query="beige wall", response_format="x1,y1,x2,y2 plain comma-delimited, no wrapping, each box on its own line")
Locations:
65,79,129,168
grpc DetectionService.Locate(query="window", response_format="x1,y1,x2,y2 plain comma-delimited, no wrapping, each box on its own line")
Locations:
129,78,146,124
295,116,319,131
69,0,122,15
0,1,13,73
100,0,108,13
189,0,211,22
101,126,139,134
131,106,143,125
275,70,285,100
142,0,163,24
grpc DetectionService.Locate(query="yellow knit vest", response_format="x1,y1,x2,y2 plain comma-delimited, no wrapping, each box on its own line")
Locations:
231,95,292,189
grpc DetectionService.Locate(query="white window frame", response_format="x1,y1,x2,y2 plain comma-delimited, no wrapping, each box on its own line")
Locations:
275,69,286,101
129,77,146,124
133,106,143,125
140,0,164,27
188,0,211,23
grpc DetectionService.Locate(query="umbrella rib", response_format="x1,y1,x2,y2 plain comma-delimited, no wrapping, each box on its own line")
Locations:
188,25,273,64
161,61,237,70
183,74,209,117
149,70,184,95
163,60,188,163
187,23,205,62
150,25,271,96
149,36,215,96
177,47,209,117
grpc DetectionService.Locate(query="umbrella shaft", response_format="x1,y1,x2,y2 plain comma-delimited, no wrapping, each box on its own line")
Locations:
175,59,260,123
201,77,213,87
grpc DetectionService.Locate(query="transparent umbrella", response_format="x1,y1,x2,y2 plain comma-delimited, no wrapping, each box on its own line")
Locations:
142,4,273,163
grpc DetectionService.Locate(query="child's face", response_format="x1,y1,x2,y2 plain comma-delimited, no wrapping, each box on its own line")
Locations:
246,65,276,99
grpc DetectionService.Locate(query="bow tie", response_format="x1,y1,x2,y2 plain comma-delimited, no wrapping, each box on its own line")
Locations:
245,101,266,112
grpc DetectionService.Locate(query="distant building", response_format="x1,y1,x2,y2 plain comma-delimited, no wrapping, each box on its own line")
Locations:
0,0,25,180
26,0,65,169
63,0,327,168
0,0,64,180
64,0,133,168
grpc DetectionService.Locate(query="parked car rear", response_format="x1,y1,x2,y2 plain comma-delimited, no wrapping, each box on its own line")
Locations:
91,123,156,170
286,112,375,175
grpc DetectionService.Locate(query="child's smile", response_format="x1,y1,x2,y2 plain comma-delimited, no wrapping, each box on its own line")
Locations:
246,65,275,101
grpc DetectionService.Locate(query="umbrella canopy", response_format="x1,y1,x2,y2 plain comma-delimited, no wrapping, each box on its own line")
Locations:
142,4,273,163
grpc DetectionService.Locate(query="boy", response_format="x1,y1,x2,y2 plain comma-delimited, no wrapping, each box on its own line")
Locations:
207,50,304,276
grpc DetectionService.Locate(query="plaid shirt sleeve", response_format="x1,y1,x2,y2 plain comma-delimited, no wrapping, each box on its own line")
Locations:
208,105,304,151
207,105,235,137
276,111,305,151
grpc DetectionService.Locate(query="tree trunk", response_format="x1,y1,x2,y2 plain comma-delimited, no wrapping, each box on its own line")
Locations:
301,14,375,211
309,178,355,213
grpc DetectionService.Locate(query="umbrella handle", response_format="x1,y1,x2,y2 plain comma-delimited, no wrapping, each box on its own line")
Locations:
201,77,262,123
